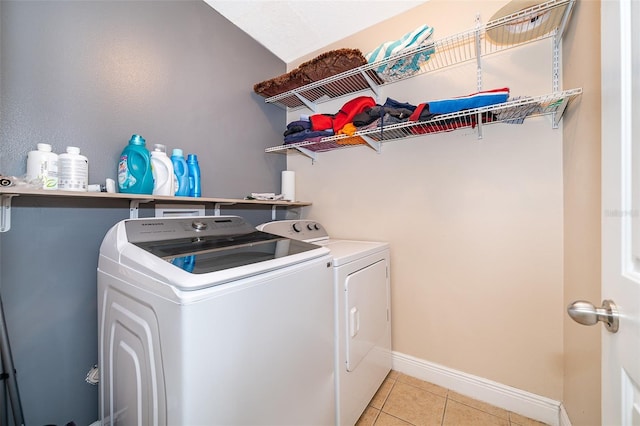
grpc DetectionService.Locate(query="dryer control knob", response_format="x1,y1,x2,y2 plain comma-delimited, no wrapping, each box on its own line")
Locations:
292,222,302,232
307,223,315,231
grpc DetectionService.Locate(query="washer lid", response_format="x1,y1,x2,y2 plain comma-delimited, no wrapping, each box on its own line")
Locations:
135,232,321,274
112,216,328,280
317,240,389,266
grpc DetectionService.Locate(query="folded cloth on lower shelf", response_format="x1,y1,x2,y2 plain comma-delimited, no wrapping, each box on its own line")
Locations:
284,129,334,144
309,96,377,132
357,113,405,131
336,136,367,146
284,120,312,136
353,105,414,127
427,87,510,114
337,123,358,136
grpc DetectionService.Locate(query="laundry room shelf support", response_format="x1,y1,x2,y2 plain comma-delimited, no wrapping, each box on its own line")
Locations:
475,13,484,140
552,95,572,128
214,202,237,216
293,91,318,112
360,70,381,100
361,135,382,153
130,199,154,219
271,205,283,221
297,146,319,163
0,194,17,233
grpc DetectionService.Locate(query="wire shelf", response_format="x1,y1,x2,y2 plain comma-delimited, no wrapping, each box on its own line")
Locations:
265,88,582,156
263,0,575,111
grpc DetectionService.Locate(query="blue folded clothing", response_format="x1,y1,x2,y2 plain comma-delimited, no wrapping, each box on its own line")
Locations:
284,129,334,144
383,97,417,111
428,88,510,114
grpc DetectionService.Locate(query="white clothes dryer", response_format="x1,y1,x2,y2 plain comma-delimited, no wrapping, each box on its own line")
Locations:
257,220,392,426
97,216,335,425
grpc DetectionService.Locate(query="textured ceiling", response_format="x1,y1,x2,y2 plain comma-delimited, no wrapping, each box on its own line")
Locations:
204,1,428,63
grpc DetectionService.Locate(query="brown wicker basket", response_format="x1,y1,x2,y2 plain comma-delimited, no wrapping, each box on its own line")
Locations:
253,68,313,98
253,48,371,99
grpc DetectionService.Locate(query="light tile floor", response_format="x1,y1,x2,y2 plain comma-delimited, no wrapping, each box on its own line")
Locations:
356,371,549,426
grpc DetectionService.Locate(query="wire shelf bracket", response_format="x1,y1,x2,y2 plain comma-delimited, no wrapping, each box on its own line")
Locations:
361,135,382,153
296,146,319,164
292,91,318,113
360,70,381,100
552,96,571,128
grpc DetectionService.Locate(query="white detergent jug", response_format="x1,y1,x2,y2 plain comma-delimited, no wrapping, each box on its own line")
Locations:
26,143,58,190
151,144,175,196
58,146,88,191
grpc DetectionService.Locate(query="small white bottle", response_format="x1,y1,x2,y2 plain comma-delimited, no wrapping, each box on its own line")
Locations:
26,143,58,190
58,146,88,191
151,144,175,196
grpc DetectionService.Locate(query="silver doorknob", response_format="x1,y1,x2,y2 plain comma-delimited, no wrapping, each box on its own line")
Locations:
567,299,619,333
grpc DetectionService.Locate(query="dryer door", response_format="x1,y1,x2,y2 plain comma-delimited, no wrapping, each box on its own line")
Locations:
345,259,389,372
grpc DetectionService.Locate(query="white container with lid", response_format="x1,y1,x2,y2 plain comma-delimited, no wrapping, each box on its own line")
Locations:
151,144,175,196
58,146,88,191
26,143,58,190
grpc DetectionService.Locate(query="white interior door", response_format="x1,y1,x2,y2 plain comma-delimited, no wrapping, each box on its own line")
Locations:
601,0,640,423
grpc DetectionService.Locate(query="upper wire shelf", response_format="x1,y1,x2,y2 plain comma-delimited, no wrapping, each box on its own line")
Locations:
263,0,575,111
265,88,582,158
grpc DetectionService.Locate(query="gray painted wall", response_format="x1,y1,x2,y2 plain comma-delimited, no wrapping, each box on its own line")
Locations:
0,1,286,424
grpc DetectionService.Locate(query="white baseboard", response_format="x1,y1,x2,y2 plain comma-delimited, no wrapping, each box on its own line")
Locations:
392,351,570,426
559,404,573,426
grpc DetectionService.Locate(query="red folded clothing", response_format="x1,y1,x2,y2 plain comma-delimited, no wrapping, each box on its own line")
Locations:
332,96,377,131
310,114,334,131
310,96,377,132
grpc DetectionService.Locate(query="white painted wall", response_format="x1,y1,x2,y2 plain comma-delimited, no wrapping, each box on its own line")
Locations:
561,1,602,423
286,0,565,400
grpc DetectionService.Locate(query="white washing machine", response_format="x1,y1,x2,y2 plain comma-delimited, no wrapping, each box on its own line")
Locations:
97,215,335,425
257,220,392,426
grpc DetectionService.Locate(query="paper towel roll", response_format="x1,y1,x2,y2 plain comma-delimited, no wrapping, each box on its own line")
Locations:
281,171,295,201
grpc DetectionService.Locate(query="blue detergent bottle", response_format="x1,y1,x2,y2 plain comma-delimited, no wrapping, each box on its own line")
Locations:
171,149,189,196
117,134,154,194
187,154,201,197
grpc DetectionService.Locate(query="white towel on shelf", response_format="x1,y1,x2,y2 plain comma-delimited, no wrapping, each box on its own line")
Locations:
248,193,284,201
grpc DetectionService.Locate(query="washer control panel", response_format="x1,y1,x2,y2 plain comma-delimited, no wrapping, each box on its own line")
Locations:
257,220,329,242
125,215,254,243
